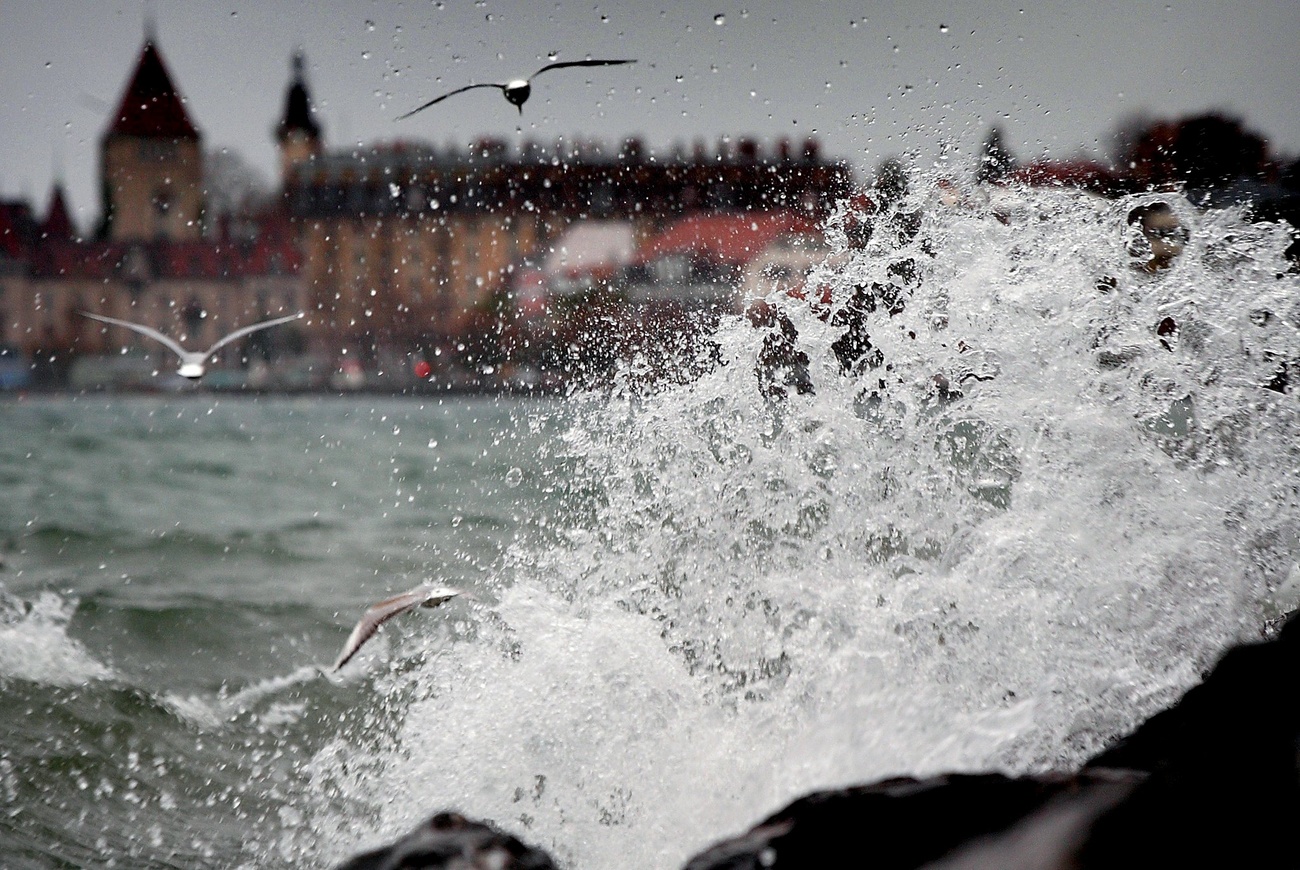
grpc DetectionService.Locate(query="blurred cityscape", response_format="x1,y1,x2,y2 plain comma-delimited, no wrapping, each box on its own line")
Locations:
1,35,1297,393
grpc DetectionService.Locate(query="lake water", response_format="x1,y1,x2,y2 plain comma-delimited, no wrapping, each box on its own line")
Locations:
2,183,1298,868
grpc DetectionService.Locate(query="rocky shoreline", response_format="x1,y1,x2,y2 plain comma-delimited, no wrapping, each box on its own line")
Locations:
335,613,1300,869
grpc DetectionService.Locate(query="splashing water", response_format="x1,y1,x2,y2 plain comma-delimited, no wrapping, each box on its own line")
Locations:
0,589,112,687
300,179,1300,868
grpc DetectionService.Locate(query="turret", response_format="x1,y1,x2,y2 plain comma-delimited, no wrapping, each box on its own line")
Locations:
276,51,323,185
98,37,204,241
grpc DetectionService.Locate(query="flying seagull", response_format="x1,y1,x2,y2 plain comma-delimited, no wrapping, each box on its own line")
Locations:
332,585,461,671
81,311,303,380
397,58,636,119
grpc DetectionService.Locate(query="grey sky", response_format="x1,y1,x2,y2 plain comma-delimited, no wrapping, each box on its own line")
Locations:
3,0,1297,233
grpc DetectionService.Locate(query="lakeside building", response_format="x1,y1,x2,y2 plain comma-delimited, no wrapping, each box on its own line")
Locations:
285,134,850,375
0,37,305,387
0,31,853,389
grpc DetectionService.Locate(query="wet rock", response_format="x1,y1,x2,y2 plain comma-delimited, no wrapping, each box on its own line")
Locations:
688,613,1300,869
334,812,557,870
1079,612,1300,867
682,770,1142,870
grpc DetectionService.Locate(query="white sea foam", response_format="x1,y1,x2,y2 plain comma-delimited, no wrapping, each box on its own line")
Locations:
163,665,322,731
0,588,112,686
302,179,1300,869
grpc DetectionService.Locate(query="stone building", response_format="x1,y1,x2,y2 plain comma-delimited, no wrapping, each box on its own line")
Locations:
1,29,854,387
0,35,305,386
98,38,204,242
285,135,851,365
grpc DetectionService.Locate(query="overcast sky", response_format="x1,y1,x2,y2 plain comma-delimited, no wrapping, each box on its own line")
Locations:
3,0,1297,233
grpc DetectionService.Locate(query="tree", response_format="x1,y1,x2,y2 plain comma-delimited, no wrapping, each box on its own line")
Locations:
1109,110,1156,168
975,126,1016,184
1119,113,1270,192
203,147,271,235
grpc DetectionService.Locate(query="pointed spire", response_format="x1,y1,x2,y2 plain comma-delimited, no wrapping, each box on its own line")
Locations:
106,38,199,139
143,0,157,43
41,183,75,240
277,49,322,141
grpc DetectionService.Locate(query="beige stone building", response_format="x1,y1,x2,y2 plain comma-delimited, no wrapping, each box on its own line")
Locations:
0,37,305,386
98,40,204,242
286,137,852,364
0,31,854,387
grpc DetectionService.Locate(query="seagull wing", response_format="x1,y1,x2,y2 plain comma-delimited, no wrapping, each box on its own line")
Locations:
81,311,188,360
332,585,461,671
396,83,506,120
203,312,303,357
530,58,637,79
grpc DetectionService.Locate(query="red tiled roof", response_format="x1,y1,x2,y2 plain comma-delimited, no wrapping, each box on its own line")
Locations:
634,212,820,266
1008,160,1116,192
106,41,199,139
29,233,299,281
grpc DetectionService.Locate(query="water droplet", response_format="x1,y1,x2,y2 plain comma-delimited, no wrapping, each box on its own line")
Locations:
361,51,371,60
365,19,375,31
714,14,725,25
939,23,949,33
505,467,524,488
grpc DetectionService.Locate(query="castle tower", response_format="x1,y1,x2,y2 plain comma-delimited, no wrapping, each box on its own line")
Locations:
275,51,322,185
41,182,76,240
99,37,203,241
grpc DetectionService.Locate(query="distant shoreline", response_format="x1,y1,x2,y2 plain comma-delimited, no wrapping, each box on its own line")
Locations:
0,381,565,401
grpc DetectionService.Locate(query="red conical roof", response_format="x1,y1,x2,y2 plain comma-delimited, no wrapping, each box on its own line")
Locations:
41,184,75,239
106,41,199,139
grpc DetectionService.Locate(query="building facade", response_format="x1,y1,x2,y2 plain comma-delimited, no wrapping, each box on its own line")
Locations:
1,31,854,387
0,37,305,385
285,136,851,364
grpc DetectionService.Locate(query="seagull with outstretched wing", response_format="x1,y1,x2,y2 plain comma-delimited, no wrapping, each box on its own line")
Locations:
397,58,636,118
332,585,462,671
81,311,303,380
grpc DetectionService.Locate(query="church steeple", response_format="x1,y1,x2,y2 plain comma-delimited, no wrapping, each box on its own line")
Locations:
41,183,75,240
276,50,322,183
99,35,204,241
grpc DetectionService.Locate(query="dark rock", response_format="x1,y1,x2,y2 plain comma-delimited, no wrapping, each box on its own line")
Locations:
1080,613,1300,866
334,812,557,870
688,613,1300,869
682,771,1142,870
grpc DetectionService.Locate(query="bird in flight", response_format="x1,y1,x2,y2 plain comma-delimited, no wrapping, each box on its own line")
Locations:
333,585,462,671
397,58,636,118
81,311,303,380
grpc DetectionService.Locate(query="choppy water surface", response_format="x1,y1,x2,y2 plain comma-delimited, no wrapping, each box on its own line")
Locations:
2,183,1299,868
